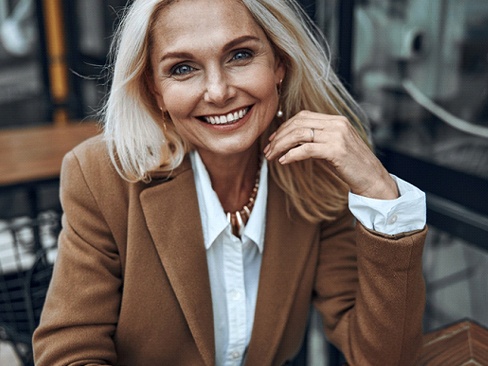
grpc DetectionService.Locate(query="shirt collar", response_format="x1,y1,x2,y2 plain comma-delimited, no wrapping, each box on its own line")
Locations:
190,150,267,253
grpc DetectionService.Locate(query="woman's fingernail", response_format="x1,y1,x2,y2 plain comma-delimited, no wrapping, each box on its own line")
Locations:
263,144,270,154
279,155,286,164
269,132,276,141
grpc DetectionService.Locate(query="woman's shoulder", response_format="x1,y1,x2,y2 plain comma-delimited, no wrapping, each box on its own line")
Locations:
70,133,108,162
62,134,120,184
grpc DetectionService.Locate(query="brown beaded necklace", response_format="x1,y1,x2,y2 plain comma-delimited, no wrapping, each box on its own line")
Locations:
225,159,261,237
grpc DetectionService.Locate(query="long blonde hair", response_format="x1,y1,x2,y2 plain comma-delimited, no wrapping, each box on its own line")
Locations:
101,0,369,223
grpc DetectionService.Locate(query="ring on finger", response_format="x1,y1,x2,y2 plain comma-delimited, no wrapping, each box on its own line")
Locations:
310,128,315,143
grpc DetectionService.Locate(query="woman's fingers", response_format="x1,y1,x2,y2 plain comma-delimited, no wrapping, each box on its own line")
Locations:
264,110,399,200
265,125,320,159
265,112,347,162
277,142,322,164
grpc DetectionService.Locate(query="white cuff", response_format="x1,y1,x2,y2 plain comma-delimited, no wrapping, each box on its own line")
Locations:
348,175,426,235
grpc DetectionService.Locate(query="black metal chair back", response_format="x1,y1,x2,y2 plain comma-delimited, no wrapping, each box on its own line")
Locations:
0,213,59,366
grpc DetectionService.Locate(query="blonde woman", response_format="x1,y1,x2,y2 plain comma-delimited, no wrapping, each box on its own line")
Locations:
34,0,427,365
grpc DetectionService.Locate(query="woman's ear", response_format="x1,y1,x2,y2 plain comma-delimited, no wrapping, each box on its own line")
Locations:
274,57,286,85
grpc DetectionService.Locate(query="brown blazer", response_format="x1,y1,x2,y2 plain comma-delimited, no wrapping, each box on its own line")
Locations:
33,135,427,366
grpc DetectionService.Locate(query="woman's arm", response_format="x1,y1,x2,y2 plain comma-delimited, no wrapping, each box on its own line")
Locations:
33,151,121,366
315,210,426,365
265,111,427,364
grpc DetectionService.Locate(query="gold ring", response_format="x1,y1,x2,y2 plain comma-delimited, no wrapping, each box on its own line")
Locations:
310,128,315,143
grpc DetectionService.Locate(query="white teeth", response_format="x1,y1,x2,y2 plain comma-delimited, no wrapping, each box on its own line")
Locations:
203,107,249,125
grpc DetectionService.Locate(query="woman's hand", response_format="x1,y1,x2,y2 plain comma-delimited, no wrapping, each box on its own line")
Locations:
264,110,399,200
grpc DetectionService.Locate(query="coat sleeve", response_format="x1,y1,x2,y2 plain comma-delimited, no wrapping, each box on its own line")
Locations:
313,209,427,366
33,151,121,366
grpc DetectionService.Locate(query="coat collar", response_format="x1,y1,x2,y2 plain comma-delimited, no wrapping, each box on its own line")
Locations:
140,157,316,365
140,156,216,366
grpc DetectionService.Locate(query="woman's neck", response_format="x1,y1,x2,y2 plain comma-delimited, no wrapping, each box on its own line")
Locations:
197,145,261,213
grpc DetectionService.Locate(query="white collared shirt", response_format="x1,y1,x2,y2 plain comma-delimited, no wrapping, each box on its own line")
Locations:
190,150,426,366
191,151,267,366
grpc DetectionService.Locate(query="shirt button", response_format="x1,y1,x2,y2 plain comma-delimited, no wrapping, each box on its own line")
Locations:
231,290,242,301
232,351,240,359
388,214,398,225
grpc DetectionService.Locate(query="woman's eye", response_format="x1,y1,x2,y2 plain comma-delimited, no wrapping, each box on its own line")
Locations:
231,50,253,62
170,64,195,76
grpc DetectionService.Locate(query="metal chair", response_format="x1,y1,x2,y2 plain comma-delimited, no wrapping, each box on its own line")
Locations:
0,212,59,366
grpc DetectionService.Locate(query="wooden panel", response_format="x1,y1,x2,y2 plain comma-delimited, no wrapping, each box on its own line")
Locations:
420,320,488,365
0,122,100,187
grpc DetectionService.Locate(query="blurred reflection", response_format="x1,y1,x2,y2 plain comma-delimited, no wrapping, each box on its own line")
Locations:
351,0,488,178
0,0,46,127
0,0,36,57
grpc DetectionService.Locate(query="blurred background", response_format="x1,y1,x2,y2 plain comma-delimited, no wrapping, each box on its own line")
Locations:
0,0,487,365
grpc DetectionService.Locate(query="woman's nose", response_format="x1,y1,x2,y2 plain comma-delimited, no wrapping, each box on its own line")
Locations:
203,69,236,105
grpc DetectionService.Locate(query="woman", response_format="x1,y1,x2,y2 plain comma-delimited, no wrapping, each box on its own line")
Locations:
33,0,427,365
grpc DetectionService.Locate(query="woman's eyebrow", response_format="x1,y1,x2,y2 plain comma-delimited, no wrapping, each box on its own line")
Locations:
221,35,262,53
159,35,262,63
160,51,194,63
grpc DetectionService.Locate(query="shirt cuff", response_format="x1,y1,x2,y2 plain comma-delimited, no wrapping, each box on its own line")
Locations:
348,175,426,235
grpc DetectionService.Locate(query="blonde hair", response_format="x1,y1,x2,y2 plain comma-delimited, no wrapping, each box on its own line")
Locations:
101,0,369,223
101,0,187,182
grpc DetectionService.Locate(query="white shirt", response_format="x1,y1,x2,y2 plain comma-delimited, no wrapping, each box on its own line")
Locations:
349,174,426,235
190,151,426,366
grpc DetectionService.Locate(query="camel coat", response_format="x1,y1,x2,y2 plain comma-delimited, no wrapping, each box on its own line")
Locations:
33,135,427,366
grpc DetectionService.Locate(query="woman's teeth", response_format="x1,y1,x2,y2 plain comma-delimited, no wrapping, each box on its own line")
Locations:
204,107,249,125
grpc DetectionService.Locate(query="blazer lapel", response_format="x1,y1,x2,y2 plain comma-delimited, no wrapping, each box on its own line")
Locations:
245,178,317,365
140,160,215,366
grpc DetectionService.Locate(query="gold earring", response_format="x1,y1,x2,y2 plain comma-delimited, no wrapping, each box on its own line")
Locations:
161,109,167,131
276,79,283,118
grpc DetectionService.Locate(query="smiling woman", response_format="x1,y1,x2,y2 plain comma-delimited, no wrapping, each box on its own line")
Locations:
149,2,284,168
32,0,428,365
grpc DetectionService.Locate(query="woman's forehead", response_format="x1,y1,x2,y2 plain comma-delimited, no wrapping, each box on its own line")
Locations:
153,0,257,33
151,0,268,53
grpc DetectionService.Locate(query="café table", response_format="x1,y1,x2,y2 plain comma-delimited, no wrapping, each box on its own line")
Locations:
0,121,100,216
0,121,100,189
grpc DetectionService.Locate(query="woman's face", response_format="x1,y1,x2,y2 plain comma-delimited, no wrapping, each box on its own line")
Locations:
150,0,285,158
